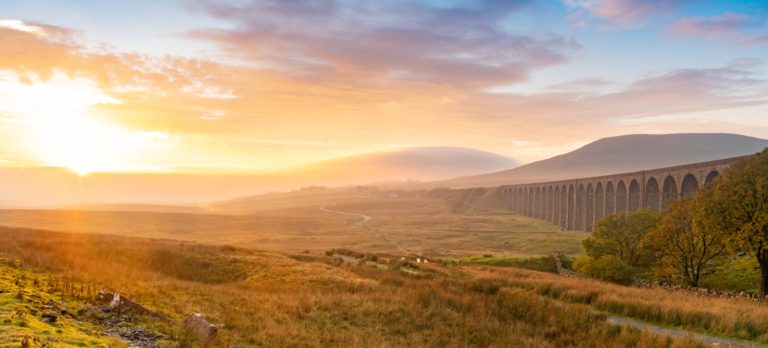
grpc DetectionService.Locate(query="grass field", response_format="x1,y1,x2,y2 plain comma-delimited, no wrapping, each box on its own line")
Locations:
0,190,587,258
0,259,128,347
481,266,768,344
699,255,761,293
0,227,712,347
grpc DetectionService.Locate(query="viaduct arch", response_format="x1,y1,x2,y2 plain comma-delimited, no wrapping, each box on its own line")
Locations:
499,156,746,232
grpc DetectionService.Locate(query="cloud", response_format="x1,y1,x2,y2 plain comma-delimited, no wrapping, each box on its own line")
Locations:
185,0,579,89
666,12,768,46
1,17,767,173
669,12,755,36
470,66,768,135
544,78,613,92
750,34,768,45
0,19,78,43
729,57,763,68
564,0,687,28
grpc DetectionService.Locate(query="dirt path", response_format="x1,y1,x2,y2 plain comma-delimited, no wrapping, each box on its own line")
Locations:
320,205,371,227
320,204,410,254
604,314,766,347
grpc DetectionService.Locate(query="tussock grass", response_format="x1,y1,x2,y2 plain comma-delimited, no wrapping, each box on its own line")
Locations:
485,266,768,343
0,227,706,347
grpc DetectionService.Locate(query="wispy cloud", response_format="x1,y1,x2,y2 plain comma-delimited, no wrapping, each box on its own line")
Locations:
186,0,580,89
564,0,687,28
666,11,768,46
669,12,755,36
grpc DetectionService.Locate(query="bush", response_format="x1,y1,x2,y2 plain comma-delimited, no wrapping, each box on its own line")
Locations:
573,255,635,284
584,210,658,268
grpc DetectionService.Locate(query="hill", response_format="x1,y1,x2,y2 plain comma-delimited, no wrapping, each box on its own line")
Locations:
300,146,518,183
438,133,768,188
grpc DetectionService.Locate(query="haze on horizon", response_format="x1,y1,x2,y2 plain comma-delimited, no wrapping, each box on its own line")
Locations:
1,0,768,179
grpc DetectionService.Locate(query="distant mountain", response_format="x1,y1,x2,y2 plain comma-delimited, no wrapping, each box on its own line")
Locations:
0,147,517,207
300,147,519,183
438,133,768,188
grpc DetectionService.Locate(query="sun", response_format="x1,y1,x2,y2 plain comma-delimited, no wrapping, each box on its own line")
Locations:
3,73,164,175
35,113,130,176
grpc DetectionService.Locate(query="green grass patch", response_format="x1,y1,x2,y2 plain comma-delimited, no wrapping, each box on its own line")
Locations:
700,255,760,293
464,255,559,273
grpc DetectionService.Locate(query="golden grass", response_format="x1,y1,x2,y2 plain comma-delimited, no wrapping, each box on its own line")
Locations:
0,261,128,347
0,227,704,347
0,194,587,258
477,266,768,343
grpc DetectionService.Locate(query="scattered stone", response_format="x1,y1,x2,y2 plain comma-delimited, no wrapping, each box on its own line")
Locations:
97,291,171,322
41,313,57,323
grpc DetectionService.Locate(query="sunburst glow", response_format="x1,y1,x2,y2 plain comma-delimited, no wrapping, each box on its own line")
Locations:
1,72,167,175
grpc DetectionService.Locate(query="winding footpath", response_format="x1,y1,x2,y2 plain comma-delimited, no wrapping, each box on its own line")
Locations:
320,204,371,227
320,206,761,346
320,203,409,254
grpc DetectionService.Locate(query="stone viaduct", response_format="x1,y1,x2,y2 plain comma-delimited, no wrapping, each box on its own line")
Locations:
498,156,750,232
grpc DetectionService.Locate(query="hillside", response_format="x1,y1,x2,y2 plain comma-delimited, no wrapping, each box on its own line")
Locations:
438,133,768,188
300,146,518,183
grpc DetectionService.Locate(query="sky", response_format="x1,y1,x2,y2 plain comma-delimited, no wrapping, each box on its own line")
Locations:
1,0,768,176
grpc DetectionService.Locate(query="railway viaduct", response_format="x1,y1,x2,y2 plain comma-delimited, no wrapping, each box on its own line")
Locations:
499,155,750,232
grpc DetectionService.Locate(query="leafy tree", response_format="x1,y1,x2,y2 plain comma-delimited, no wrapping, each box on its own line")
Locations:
707,149,768,294
645,194,726,287
573,255,635,284
583,209,659,268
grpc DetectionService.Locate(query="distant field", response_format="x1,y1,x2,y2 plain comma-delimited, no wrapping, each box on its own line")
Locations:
0,191,586,257
332,196,586,257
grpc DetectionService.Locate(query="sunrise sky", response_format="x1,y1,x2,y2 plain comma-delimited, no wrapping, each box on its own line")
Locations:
1,0,768,176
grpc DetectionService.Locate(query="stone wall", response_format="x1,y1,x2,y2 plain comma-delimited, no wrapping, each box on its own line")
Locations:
552,253,767,301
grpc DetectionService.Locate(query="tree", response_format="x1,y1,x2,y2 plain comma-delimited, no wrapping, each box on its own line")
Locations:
583,209,659,268
707,149,768,294
645,194,726,287
573,255,635,284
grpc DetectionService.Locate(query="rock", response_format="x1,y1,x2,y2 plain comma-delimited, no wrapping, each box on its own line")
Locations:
184,313,218,343
97,291,171,323
41,313,57,323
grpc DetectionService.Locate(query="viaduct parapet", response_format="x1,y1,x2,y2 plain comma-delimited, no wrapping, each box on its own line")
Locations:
499,155,750,232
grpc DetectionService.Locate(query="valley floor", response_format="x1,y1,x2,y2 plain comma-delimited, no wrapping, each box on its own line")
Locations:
0,191,586,258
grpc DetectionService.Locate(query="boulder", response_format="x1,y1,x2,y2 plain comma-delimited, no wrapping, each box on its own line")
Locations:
97,291,171,323
41,313,57,323
184,313,218,343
